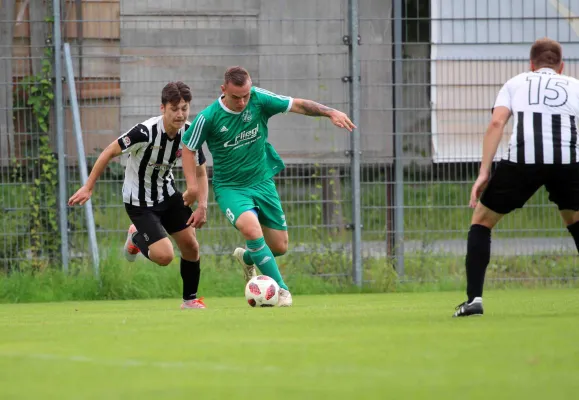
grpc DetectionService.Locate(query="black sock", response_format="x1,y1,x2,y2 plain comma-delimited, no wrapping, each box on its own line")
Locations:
131,232,150,260
465,224,492,302
567,221,579,253
181,258,200,301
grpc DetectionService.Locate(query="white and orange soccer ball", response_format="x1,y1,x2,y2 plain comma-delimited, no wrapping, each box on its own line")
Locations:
245,275,280,307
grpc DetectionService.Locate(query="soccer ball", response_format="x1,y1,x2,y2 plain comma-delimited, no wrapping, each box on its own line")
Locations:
245,275,280,307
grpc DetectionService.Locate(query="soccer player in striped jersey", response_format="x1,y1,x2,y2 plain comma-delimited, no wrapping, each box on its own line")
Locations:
454,38,579,317
68,82,209,309
181,66,356,307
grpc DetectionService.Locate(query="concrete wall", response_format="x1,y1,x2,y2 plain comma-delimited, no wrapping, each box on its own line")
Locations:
119,0,392,165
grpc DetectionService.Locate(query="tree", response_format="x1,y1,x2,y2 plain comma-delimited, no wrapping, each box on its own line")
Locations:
0,0,15,167
29,0,49,77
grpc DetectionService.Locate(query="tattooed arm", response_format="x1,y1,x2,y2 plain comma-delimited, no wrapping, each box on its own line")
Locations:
290,98,356,131
290,99,335,117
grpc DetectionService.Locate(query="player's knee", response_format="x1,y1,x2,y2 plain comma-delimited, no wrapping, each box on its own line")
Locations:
562,215,574,226
180,237,200,260
235,211,263,240
471,203,502,229
561,210,579,226
152,250,174,266
148,239,175,266
238,224,263,240
191,236,200,254
269,239,288,255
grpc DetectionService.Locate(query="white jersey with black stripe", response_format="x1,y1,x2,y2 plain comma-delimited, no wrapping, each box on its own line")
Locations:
117,115,206,207
494,68,579,164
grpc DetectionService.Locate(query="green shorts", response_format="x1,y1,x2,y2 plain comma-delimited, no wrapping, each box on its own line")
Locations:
214,179,287,231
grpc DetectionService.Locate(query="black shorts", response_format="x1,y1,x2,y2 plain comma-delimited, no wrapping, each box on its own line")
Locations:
480,160,579,214
124,192,192,245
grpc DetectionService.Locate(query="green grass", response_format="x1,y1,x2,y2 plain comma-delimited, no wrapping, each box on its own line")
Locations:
0,251,365,303
2,247,579,304
0,289,578,399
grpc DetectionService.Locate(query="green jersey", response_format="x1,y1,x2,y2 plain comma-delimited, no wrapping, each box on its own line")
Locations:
182,87,293,188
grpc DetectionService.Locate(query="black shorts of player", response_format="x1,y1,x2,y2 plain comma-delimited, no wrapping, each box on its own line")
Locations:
124,192,192,245
480,160,579,214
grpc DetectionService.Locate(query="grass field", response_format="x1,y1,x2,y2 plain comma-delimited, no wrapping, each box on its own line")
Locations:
1,288,578,399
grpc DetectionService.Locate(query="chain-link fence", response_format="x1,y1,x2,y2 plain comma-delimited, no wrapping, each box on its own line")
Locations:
2,0,579,284
64,0,358,277
1,0,59,270
393,0,579,283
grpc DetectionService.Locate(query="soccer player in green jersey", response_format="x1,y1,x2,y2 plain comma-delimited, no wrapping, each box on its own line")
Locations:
181,66,356,306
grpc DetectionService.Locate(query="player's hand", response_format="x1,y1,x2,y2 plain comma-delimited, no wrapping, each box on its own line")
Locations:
329,110,357,132
469,172,490,208
188,205,207,229
68,185,92,206
182,187,197,207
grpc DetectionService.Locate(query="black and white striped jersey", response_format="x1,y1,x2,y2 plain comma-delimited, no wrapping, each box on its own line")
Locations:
494,68,579,164
117,115,206,207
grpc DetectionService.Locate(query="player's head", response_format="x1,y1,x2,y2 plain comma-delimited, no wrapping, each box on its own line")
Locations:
161,81,192,132
530,38,564,73
221,66,252,112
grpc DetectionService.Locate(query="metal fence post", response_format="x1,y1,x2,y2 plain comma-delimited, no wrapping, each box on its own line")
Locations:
64,43,100,277
393,0,405,276
53,0,69,272
349,0,362,286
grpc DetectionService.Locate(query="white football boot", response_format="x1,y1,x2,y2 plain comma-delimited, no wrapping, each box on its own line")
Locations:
278,288,293,307
123,224,140,262
233,247,257,283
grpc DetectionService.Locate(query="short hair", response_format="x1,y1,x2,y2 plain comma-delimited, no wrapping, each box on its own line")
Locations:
530,38,563,69
224,66,251,86
161,81,192,106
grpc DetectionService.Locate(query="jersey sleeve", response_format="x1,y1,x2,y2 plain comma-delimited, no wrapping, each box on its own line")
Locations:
492,80,513,113
182,112,211,151
117,123,150,153
253,87,293,117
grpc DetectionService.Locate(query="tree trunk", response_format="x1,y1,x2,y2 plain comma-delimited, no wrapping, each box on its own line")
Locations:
0,0,16,167
29,0,48,76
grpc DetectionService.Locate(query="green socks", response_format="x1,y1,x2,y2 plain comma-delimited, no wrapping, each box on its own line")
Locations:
243,250,254,266
243,248,284,265
246,237,288,290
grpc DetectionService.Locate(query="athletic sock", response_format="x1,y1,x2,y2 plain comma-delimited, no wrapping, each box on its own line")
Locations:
246,237,288,290
243,249,284,266
465,224,491,302
181,258,201,301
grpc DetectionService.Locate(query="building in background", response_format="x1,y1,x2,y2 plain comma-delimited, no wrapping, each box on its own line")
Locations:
431,0,579,163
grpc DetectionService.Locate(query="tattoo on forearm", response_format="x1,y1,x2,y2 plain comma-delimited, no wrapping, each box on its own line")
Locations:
299,100,334,117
